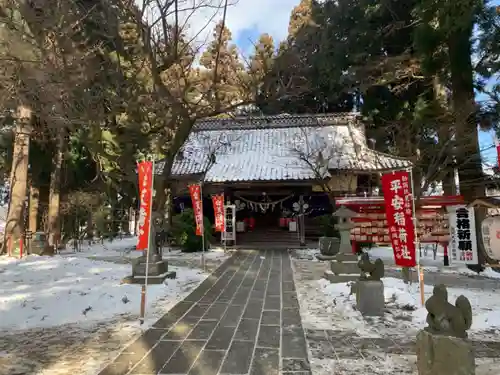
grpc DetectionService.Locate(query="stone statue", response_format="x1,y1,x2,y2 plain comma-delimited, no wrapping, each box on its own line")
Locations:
424,284,473,339
357,252,384,281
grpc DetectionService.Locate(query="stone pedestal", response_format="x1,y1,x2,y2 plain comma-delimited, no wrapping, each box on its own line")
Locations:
416,330,475,375
130,253,175,284
355,280,384,316
127,222,176,284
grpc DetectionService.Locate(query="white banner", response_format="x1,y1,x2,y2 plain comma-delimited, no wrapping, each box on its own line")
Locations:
481,216,500,261
447,205,479,265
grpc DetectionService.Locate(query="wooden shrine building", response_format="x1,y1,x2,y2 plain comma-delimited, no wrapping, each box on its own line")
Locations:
156,113,412,248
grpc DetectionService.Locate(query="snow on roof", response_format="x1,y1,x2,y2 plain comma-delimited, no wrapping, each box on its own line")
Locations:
156,114,412,182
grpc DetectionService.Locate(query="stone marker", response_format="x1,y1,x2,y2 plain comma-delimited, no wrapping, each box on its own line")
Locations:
354,253,385,316
416,284,474,375
324,207,360,283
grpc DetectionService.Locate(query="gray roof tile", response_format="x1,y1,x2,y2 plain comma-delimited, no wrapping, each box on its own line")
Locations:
156,114,412,182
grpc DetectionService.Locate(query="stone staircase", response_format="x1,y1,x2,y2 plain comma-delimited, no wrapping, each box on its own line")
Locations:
234,228,308,250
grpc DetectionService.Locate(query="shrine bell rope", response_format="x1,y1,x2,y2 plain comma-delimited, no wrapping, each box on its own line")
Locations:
234,194,294,211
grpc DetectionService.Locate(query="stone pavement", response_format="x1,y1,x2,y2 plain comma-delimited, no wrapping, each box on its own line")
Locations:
98,250,311,375
304,328,500,360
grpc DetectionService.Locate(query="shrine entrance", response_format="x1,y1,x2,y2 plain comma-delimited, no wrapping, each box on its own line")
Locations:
232,192,296,231
224,190,312,249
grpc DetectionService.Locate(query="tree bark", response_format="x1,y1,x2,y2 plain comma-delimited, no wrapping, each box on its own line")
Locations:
447,27,489,268
2,106,32,254
47,131,65,249
85,211,93,239
448,32,483,201
28,184,39,233
433,75,456,196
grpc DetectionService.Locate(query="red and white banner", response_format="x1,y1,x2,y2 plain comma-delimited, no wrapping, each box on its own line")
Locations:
189,184,203,236
137,161,153,250
381,171,417,267
212,194,225,232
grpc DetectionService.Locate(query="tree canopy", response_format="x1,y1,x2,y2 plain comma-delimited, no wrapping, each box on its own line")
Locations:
0,0,498,257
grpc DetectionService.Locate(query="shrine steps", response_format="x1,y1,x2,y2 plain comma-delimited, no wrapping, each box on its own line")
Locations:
233,228,314,250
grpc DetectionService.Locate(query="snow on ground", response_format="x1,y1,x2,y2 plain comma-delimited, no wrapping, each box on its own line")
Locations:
289,248,321,260
297,275,500,338
61,237,231,270
291,254,500,374
368,245,500,279
0,237,231,330
0,238,232,375
0,254,206,331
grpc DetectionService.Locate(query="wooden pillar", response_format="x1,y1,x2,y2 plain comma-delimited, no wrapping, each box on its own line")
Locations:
299,195,306,246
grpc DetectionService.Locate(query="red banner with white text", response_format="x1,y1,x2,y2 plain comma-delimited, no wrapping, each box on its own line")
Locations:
381,171,417,267
136,161,153,250
189,184,203,236
212,194,225,232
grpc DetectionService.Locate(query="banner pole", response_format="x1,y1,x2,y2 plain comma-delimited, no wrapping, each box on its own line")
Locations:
223,196,227,254
200,182,205,271
140,158,155,324
409,167,424,306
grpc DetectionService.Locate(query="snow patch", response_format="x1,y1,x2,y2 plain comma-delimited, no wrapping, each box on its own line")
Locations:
0,254,206,331
298,276,500,337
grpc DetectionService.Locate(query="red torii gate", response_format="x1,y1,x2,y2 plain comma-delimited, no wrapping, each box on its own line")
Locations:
335,195,465,262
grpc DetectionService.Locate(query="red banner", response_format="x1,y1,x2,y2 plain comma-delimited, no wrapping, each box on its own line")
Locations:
381,171,417,267
212,194,225,232
496,144,500,167
137,161,153,250
189,184,203,236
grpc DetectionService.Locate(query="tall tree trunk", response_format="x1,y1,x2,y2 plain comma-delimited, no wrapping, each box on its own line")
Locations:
447,26,489,267
47,132,65,249
85,211,93,239
2,106,32,254
28,184,39,233
448,32,483,201
433,75,456,196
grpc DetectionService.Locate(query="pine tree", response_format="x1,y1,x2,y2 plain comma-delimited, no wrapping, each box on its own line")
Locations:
287,0,313,41
247,33,275,98
200,22,245,111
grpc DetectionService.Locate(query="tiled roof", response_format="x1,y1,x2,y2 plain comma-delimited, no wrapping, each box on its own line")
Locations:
156,114,412,182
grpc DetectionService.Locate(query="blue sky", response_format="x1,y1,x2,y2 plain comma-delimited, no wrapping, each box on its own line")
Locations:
227,0,499,167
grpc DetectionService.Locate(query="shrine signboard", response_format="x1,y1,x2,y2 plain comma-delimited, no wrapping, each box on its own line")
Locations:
381,171,417,267
447,205,478,265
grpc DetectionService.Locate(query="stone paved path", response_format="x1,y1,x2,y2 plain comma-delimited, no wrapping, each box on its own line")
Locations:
98,250,310,375
304,328,500,359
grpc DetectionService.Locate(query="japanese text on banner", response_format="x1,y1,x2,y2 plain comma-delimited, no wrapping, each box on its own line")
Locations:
188,184,204,236
136,161,153,250
212,195,225,232
381,171,416,267
447,205,478,264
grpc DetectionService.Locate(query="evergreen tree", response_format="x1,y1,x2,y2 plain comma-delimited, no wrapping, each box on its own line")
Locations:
200,22,245,111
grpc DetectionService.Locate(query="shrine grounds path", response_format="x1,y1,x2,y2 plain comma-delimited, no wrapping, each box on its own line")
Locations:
98,249,311,375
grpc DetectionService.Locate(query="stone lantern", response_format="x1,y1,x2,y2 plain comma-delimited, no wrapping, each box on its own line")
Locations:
324,206,360,283
333,206,357,254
